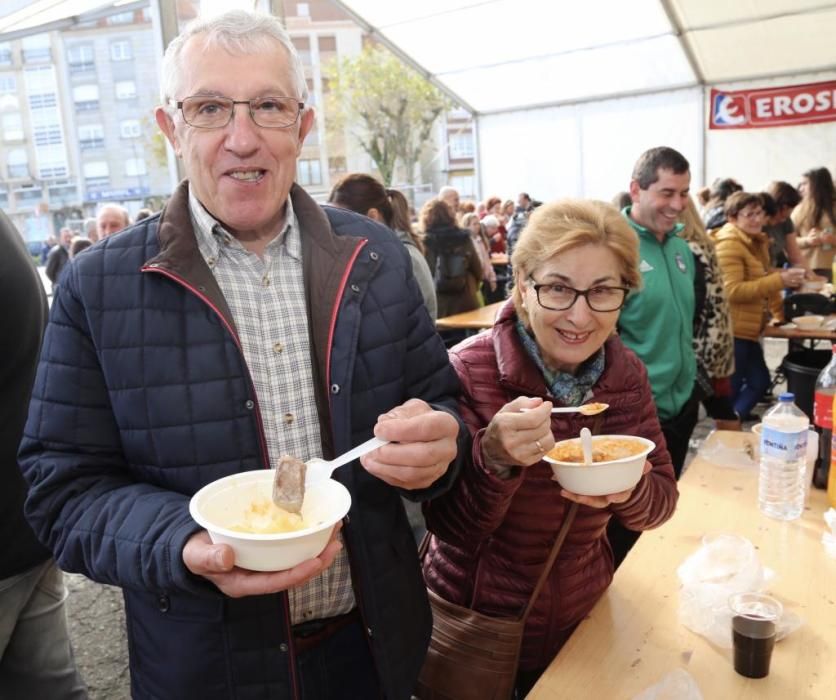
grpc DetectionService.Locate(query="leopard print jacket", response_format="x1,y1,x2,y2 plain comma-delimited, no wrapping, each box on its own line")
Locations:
687,239,735,378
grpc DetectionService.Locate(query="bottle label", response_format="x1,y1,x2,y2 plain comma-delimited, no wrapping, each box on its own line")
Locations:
761,426,807,460
814,391,834,428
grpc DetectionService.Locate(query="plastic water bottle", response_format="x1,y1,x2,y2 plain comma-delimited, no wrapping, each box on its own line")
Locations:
759,393,808,520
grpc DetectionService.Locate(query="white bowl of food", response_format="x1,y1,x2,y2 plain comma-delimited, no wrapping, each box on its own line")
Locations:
800,279,825,293
543,435,655,496
793,314,825,329
189,470,351,571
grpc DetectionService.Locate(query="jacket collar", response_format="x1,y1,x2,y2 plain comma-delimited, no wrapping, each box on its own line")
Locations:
491,299,623,400
146,180,364,458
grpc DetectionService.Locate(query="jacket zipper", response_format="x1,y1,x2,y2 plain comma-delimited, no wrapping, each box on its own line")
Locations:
141,264,302,699
322,238,385,697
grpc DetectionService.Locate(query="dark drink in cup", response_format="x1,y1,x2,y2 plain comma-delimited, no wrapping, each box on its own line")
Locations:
732,614,776,678
728,592,782,679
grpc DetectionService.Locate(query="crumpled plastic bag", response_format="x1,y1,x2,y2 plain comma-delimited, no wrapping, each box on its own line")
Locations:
824,508,836,558
696,430,757,469
676,534,801,647
632,669,702,700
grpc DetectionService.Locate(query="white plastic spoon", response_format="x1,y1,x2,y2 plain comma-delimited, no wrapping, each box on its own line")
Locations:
304,436,389,486
521,402,609,416
580,427,593,466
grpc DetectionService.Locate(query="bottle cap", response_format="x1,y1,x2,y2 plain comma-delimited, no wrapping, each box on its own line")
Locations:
779,392,795,402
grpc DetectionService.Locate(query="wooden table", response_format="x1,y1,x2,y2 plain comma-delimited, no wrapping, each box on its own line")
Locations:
529,431,836,699
435,301,505,331
764,316,836,342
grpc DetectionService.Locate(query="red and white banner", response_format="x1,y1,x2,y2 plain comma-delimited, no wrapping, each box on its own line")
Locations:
709,80,836,130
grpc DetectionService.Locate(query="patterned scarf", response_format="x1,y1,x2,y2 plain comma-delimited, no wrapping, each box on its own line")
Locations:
515,319,605,406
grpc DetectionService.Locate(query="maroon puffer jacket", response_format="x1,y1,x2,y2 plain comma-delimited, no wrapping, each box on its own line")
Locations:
423,301,678,671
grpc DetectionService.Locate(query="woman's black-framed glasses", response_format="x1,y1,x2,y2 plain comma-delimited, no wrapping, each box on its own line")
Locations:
528,278,629,312
175,95,304,129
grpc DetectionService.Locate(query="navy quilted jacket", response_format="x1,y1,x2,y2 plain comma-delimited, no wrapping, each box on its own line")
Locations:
19,182,466,700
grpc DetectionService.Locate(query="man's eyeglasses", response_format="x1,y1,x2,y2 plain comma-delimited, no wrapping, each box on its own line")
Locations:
175,95,304,129
528,278,629,312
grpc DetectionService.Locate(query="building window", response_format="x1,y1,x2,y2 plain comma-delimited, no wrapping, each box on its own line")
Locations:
0,43,11,66
120,119,141,138
449,174,476,199
297,3,310,18
39,164,68,179
115,80,136,99
110,40,132,61
22,35,50,64
15,185,43,204
125,158,147,176
291,37,311,64
318,36,336,52
297,159,321,186
34,124,62,147
0,75,16,93
73,84,100,111
67,44,95,73
2,112,23,141
78,124,105,149
107,12,135,25
328,156,346,173
7,148,28,178
48,182,78,204
448,132,474,159
83,160,110,189
28,92,56,110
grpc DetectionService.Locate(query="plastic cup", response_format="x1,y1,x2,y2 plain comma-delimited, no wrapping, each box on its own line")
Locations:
729,592,782,679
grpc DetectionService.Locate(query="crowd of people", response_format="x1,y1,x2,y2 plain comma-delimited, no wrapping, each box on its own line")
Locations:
3,7,836,700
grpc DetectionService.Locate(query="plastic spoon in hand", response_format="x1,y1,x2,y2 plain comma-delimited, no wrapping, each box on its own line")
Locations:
521,402,609,416
580,427,593,465
305,436,390,486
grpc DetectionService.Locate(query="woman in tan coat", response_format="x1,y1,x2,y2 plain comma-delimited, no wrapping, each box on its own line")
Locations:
794,167,836,278
714,192,804,420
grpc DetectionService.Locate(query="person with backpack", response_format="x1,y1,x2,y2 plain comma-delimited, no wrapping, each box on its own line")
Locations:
422,198,483,318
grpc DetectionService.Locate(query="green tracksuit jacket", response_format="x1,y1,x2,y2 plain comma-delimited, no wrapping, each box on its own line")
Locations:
618,208,696,421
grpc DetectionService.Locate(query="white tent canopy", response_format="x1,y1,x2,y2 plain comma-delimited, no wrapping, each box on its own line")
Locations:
336,0,836,199
333,0,836,114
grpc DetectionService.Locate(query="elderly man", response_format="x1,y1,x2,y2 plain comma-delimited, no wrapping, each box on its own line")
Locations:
20,10,465,700
438,185,460,216
96,203,130,239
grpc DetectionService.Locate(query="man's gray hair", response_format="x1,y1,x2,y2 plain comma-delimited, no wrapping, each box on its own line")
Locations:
97,203,130,225
439,185,458,199
159,10,308,107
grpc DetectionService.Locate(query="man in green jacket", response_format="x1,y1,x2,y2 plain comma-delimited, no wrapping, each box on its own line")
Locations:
619,146,697,478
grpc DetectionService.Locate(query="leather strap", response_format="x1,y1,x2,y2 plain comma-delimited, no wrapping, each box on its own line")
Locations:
420,411,604,622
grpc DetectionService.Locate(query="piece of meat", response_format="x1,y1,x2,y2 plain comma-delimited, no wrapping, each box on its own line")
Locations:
272,454,307,514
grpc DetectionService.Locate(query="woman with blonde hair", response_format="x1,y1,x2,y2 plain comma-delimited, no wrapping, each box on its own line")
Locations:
423,199,677,696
